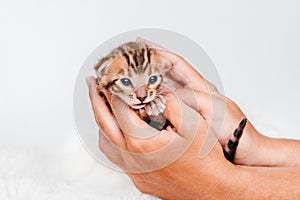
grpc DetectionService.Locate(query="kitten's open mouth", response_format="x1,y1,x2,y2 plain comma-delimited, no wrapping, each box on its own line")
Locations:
131,103,146,109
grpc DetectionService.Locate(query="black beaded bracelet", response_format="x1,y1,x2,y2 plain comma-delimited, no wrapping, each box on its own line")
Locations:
223,118,247,163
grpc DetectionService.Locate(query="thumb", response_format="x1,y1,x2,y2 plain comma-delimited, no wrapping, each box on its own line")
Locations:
174,88,213,119
174,88,227,158
175,89,227,135
110,95,158,139
163,92,204,139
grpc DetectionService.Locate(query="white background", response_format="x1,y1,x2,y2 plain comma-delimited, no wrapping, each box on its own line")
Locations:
0,0,299,178
1,1,300,199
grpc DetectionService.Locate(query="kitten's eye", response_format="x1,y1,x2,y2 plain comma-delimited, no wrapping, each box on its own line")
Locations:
148,76,158,84
120,78,132,86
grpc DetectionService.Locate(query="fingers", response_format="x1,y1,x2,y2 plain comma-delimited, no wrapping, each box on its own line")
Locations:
86,76,126,149
136,37,165,50
163,92,204,139
174,88,227,123
164,89,224,159
110,93,180,153
110,95,163,149
136,37,187,67
136,37,218,93
87,76,178,153
110,95,154,138
174,88,227,154
98,129,124,166
174,88,213,119
162,53,217,93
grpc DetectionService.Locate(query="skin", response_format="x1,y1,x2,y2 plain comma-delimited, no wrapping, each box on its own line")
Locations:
86,38,300,199
135,37,300,167
87,77,300,199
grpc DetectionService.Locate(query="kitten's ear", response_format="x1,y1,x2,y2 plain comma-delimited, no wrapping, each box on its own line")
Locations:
94,58,112,77
159,56,173,72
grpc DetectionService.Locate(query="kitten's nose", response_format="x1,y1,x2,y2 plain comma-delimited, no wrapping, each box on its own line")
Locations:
136,86,147,102
137,96,146,102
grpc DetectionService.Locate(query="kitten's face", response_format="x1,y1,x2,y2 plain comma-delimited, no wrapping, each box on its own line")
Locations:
95,42,171,110
100,56,166,109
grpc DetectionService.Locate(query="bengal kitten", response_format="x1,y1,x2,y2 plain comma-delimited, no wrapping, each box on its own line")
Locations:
94,42,172,130
94,41,246,163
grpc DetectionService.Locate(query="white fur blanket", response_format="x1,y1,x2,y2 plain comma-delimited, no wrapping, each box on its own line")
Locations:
0,113,295,200
0,146,157,200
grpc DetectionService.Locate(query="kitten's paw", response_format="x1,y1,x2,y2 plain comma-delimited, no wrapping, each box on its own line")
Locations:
154,97,166,113
145,96,166,116
156,94,166,104
145,102,160,116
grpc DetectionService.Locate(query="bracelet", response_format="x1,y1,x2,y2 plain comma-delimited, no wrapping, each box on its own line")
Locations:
223,118,247,163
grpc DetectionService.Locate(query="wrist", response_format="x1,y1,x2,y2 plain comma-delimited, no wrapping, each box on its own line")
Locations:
235,122,300,167
258,137,300,167
233,122,270,166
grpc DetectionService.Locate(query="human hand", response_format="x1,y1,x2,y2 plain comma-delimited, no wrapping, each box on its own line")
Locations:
136,37,218,94
136,38,266,166
137,38,300,167
85,39,300,199
173,87,265,165
87,71,300,200
86,76,236,199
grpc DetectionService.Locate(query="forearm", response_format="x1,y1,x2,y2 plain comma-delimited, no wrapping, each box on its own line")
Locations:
235,122,300,167
150,143,248,200
213,164,300,199
239,166,300,199
189,160,300,200
263,137,300,167
176,159,300,200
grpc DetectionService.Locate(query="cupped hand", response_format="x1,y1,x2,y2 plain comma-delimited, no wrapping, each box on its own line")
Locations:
173,88,263,165
86,76,234,199
136,38,264,165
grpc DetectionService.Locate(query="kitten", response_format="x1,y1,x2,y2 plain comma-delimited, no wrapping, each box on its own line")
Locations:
94,41,246,163
94,42,172,130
